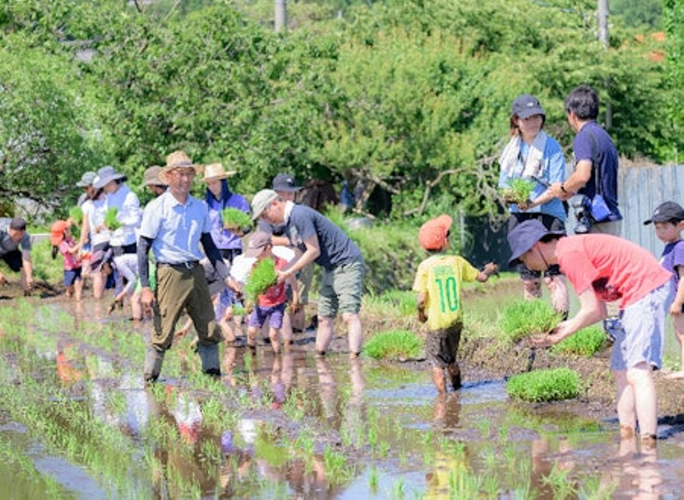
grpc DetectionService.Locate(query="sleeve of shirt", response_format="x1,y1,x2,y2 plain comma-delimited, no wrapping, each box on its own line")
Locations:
573,131,593,163
674,241,684,269
412,261,427,292
119,192,142,228
21,233,32,251
459,257,480,282
291,209,316,242
546,138,566,183
139,201,160,239
201,205,213,234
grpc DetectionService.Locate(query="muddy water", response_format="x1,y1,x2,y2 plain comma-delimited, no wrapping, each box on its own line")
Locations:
1,298,683,499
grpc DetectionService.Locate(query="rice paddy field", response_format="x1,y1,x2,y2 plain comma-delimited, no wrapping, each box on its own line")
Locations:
0,283,683,499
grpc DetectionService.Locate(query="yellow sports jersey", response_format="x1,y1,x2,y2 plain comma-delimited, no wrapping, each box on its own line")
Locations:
412,254,479,330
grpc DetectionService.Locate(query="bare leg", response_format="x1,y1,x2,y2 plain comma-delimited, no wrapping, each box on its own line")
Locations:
130,290,142,320
281,312,293,346
247,326,258,348
269,327,281,354
432,367,446,393
92,271,105,299
615,370,637,435
523,278,542,301
665,315,684,379
544,275,569,318
315,316,335,355
447,363,461,390
342,312,363,358
627,362,658,438
74,278,83,302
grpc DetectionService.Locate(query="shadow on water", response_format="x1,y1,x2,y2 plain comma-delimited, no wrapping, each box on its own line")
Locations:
1,297,683,499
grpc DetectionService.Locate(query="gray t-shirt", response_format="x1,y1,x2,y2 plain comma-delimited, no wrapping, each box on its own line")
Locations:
285,205,362,270
0,219,31,256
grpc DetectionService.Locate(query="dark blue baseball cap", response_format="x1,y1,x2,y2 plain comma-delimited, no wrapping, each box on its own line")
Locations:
508,220,564,267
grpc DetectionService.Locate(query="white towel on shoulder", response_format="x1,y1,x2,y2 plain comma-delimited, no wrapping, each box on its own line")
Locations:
499,131,547,180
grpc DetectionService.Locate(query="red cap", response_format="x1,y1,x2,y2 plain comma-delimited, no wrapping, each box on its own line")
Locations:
418,215,452,251
50,220,70,246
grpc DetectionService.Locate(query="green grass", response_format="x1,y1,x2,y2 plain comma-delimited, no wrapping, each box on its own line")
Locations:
498,300,562,343
551,325,606,357
363,329,422,360
507,368,581,402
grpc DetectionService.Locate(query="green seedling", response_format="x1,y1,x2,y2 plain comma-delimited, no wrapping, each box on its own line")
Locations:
503,178,535,205
363,329,422,360
232,304,246,317
551,325,606,357
507,367,580,402
244,258,277,302
221,208,251,231
69,206,83,225
104,207,121,230
498,299,562,343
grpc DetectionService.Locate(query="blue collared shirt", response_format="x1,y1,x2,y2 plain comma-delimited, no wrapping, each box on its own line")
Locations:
140,191,211,264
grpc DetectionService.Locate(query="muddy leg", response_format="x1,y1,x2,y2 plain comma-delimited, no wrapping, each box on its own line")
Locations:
614,370,637,436
144,346,165,383
447,363,461,391
544,275,568,319
432,367,447,393
342,312,363,358
315,316,335,356
269,327,281,354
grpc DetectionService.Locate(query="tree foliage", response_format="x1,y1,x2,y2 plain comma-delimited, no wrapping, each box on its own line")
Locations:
0,0,680,220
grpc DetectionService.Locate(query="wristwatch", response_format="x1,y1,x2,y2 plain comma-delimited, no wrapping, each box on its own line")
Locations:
560,183,567,194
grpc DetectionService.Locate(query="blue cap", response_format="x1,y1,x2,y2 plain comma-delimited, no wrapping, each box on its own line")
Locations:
508,220,564,267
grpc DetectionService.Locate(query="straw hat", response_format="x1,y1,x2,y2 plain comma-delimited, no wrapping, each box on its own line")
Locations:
141,166,167,187
160,150,203,183
202,163,236,182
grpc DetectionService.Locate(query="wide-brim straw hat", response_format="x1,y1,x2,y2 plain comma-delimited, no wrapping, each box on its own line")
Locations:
160,150,204,183
141,166,168,187
203,163,237,182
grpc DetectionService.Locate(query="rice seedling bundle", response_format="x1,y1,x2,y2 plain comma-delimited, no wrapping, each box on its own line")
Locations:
498,300,561,343
363,329,422,360
221,208,251,231
104,207,121,230
503,178,535,205
244,258,277,302
507,367,580,402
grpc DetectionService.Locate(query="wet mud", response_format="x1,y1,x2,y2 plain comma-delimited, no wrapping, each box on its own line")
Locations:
0,280,683,499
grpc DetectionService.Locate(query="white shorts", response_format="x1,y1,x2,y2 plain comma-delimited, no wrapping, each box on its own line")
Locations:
610,283,671,371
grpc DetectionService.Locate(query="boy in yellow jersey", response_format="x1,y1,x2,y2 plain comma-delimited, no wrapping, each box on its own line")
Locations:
413,215,498,392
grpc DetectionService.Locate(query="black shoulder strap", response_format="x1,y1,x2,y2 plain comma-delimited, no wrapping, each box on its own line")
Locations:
586,126,601,195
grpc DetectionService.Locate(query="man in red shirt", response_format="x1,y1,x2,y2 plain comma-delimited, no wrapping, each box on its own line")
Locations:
508,220,671,446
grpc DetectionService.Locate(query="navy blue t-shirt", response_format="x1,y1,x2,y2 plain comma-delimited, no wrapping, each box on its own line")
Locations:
573,121,622,220
285,205,363,270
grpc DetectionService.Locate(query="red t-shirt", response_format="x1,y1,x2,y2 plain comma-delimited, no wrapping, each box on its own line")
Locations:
557,235,671,308
257,257,288,308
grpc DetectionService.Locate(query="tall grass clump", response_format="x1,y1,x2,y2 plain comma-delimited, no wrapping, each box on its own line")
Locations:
244,258,277,302
507,368,580,402
551,325,606,357
363,329,422,360
364,289,417,318
498,300,561,343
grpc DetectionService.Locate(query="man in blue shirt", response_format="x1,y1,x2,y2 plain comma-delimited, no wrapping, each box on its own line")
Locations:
550,85,622,236
138,150,230,382
251,189,365,359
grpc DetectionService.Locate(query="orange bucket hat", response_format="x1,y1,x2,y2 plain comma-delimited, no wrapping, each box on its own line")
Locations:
418,215,452,251
50,220,70,246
